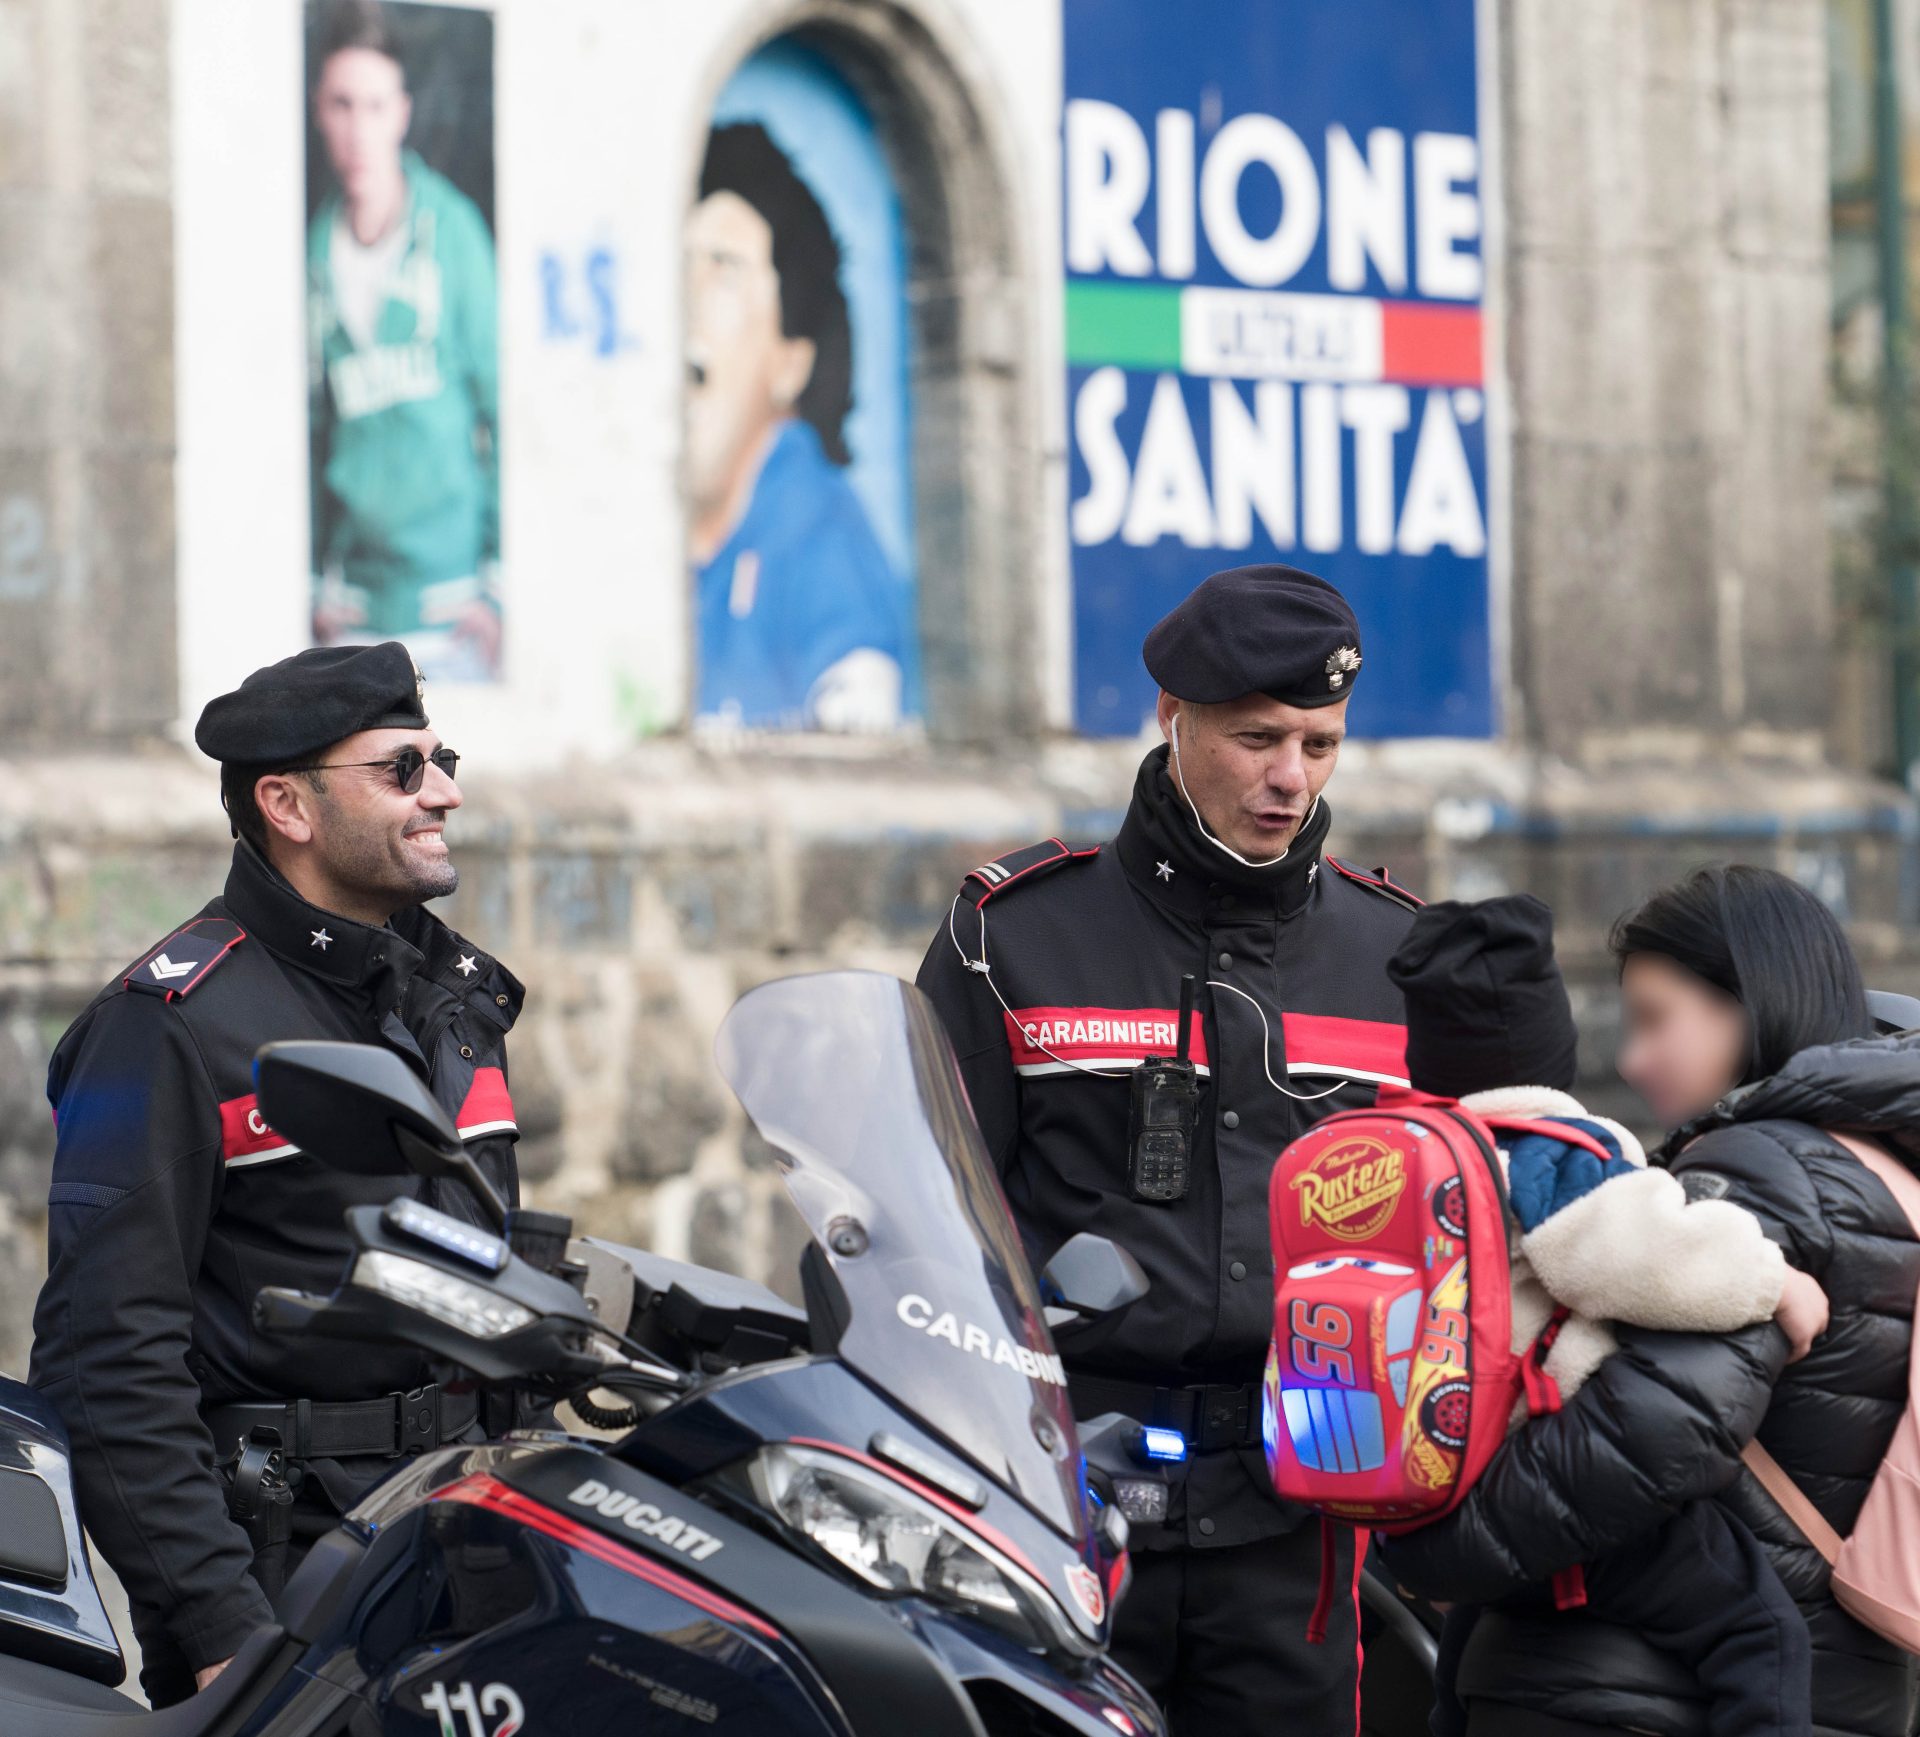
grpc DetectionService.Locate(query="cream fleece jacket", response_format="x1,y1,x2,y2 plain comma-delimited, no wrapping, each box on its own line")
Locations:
1457,1085,1788,1410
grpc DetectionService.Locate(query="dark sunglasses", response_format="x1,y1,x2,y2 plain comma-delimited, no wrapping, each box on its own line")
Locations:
290,745,461,794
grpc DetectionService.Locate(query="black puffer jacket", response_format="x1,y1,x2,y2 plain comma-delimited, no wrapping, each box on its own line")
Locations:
1380,1036,1920,1737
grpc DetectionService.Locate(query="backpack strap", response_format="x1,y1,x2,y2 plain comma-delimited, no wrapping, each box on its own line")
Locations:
1743,1439,1844,1565
1516,1311,1590,1611
1829,1131,1920,1242
1739,1130,1920,1567
1477,1113,1619,1168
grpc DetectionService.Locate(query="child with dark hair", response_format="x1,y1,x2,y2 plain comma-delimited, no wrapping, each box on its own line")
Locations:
1384,895,1822,1737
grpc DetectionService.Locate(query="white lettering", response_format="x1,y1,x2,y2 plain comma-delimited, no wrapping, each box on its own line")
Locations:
1398,391,1486,555
897,1293,1068,1386
1071,367,1132,546
1413,132,1481,300
1156,108,1196,279
1069,375,1485,565
1301,383,1342,552
329,343,442,420
1181,286,1383,382
1326,126,1407,293
1342,384,1411,554
1211,379,1294,550
1065,108,1481,302
1121,374,1215,547
1200,114,1320,289
565,1479,725,1557
1066,100,1153,276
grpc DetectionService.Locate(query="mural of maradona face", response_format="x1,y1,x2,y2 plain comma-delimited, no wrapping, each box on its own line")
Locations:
685,122,905,733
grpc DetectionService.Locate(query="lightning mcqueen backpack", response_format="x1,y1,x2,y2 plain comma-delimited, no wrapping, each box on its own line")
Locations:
1262,1088,1610,1639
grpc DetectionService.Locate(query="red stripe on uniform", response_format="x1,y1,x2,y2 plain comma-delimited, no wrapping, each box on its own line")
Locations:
1280,1013,1408,1082
219,1092,293,1161
1379,302,1483,386
1004,1006,1211,1070
457,1065,516,1134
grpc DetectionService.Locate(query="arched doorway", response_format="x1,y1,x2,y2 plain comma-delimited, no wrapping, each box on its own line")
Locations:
685,2,1038,742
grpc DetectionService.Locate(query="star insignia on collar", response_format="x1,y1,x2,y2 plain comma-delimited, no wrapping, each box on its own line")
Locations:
455,953,479,977
1155,860,1176,882
310,928,333,951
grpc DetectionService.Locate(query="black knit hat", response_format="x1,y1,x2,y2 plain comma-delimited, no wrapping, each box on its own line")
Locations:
1387,894,1579,1098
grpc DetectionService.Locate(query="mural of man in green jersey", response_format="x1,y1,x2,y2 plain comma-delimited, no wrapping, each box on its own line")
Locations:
306,0,501,681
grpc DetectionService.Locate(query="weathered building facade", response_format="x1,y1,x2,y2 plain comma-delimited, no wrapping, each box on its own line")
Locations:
0,0,1905,1371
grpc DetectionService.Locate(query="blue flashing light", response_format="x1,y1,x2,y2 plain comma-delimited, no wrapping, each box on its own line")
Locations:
1141,1426,1188,1463
383,1198,510,1273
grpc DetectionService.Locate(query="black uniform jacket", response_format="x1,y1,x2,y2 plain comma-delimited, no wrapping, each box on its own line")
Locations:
29,841,523,1672
917,746,1419,1548
1383,1035,1920,1737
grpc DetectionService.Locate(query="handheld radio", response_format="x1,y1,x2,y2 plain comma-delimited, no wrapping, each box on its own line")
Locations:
1126,974,1201,1202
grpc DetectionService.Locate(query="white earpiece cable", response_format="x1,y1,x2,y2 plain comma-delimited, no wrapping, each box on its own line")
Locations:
1203,978,1347,1102
948,894,1356,1102
948,894,1133,1078
1169,710,1319,873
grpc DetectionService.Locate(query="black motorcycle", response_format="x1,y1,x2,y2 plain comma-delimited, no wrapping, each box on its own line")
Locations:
0,971,1173,1735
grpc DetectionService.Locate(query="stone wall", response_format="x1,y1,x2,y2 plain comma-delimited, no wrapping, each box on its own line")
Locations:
5,735,1917,1375
4,0,1916,1387
1496,0,1835,759
0,0,178,744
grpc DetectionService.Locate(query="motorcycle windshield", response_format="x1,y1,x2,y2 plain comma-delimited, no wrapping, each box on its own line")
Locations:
715,971,1085,1544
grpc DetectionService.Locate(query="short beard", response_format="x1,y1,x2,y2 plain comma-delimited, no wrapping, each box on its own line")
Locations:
310,779,459,911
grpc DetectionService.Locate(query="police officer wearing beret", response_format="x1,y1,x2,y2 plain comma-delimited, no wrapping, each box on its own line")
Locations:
918,566,1420,1731
29,643,524,1706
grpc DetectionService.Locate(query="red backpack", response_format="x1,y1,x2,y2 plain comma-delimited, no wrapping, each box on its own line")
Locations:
1262,1087,1609,1638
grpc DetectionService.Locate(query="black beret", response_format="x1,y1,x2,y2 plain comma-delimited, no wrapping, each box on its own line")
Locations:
1387,895,1580,1099
194,642,429,766
1143,564,1362,707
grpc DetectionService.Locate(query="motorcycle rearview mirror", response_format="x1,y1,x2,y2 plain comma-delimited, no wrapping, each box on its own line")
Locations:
254,1040,510,1231
1867,989,1920,1036
1040,1232,1149,1327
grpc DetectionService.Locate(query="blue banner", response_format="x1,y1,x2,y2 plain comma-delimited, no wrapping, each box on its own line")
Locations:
1064,0,1493,738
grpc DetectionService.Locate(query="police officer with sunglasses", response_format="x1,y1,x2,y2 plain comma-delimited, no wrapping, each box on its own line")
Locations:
29,643,525,1707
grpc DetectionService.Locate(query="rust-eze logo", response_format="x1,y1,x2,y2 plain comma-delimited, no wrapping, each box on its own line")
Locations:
1291,1135,1407,1241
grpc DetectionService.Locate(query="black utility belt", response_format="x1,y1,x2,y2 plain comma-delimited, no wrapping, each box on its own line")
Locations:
204,1382,478,1461
1067,1370,1263,1454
